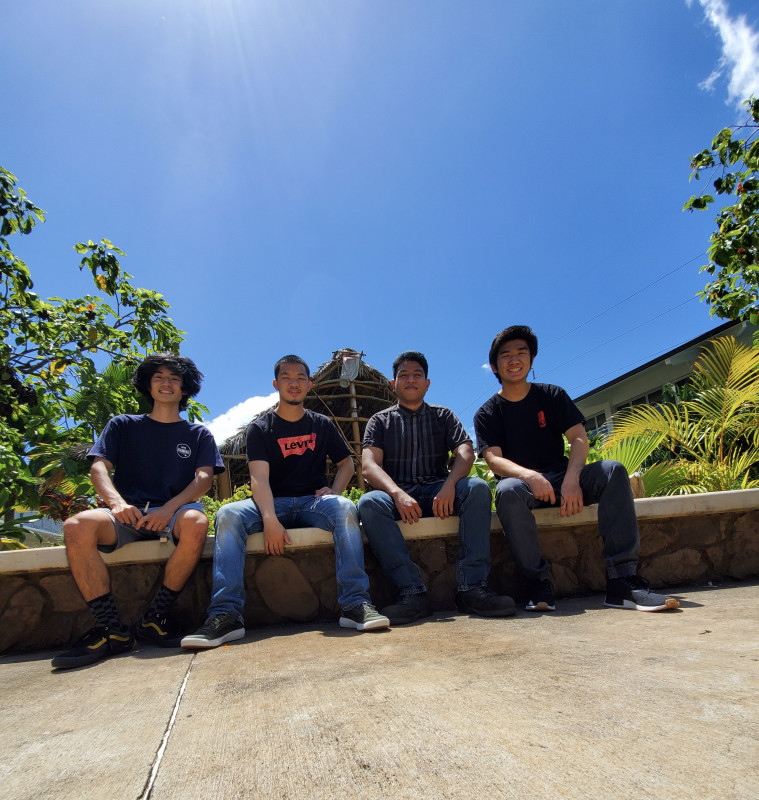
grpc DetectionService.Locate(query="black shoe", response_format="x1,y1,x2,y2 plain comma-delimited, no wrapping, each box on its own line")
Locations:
525,578,556,612
456,586,516,617
180,612,245,649
380,593,433,625
338,603,390,631
51,624,134,669
136,612,183,648
605,575,680,612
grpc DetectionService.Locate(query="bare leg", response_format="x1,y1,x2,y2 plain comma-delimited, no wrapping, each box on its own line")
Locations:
63,510,118,602
163,509,208,591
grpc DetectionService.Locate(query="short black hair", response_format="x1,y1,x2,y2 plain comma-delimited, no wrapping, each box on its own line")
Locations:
488,326,539,379
392,351,429,379
131,353,203,411
274,355,310,379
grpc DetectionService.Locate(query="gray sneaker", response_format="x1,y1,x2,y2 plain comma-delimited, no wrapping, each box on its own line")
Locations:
339,603,390,631
180,612,245,649
605,575,680,611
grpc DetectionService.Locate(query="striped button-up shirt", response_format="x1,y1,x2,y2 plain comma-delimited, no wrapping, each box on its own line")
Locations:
362,402,470,489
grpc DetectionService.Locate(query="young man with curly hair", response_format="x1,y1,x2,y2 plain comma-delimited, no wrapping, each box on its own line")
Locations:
52,353,225,669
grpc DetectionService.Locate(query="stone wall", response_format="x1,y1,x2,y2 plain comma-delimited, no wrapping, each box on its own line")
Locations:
1,489,757,654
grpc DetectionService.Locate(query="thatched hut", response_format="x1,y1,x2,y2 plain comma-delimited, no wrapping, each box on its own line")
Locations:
217,349,396,498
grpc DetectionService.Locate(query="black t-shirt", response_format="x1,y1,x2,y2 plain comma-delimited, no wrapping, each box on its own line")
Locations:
473,383,585,475
246,409,352,498
88,414,225,508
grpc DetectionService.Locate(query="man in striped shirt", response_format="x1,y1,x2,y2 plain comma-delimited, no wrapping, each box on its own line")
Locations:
357,351,515,625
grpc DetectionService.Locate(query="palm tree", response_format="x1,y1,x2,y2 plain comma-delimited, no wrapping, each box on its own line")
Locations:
601,335,759,496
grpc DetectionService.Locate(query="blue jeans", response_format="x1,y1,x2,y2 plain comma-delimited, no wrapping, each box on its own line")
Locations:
357,477,493,593
208,495,371,622
494,460,640,581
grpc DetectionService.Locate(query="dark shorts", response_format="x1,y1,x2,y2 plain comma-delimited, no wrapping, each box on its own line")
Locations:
96,502,205,553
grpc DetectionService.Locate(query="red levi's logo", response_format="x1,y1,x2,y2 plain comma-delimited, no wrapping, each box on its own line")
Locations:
278,433,317,458
537,411,546,428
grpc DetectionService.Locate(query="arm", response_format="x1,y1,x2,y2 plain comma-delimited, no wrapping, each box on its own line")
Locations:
90,457,144,526
135,466,215,531
361,446,422,523
316,455,355,497
432,441,475,519
481,446,557,504
558,423,589,517
249,459,291,555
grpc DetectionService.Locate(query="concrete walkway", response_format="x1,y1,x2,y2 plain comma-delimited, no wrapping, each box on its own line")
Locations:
2,581,757,800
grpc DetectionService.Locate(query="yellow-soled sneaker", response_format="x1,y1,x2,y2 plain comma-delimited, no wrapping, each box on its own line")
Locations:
52,624,134,669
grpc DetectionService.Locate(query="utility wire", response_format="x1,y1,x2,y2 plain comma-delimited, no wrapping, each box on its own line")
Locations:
541,250,707,350
539,296,699,378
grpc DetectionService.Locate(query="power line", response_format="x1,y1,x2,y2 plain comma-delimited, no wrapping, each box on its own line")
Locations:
539,296,699,378
541,250,707,350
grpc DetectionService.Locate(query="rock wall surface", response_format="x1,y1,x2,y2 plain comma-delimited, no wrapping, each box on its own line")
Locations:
1,490,757,654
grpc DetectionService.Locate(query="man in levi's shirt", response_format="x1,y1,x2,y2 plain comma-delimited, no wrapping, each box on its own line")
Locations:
474,325,680,615
182,354,388,649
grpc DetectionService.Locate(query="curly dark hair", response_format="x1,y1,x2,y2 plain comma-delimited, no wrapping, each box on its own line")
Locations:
131,353,203,411
488,326,538,379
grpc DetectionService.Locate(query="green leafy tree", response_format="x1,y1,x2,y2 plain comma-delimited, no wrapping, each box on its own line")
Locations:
0,166,203,519
601,336,759,495
685,96,759,323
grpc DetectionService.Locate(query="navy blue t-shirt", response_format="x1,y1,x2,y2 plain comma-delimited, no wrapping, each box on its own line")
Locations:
246,409,352,498
474,383,585,474
88,414,225,508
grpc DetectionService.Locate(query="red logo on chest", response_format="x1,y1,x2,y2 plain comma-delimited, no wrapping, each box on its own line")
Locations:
278,433,317,458
537,411,546,428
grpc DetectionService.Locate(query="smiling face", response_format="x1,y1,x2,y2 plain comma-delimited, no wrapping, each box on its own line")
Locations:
495,339,533,386
391,360,430,409
149,366,185,406
273,362,312,406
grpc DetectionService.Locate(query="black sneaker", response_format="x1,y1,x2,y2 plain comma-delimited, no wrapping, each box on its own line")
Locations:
339,603,390,631
380,593,433,625
456,586,516,617
51,624,134,669
525,578,556,612
605,575,680,612
136,612,183,648
180,613,245,649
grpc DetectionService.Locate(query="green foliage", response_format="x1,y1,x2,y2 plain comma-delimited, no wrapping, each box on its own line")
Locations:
0,166,202,516
201,485,252,535
0,514,42,550
342,486,365,504
602,336,759,495
469,457,495,490
685,96,759,323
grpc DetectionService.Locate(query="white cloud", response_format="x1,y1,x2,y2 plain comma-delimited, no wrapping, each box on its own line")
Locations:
203,392,278,444
694,0,759,109
481,363,491,371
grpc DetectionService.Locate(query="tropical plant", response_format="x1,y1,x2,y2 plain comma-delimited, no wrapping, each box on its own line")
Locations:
201,484,252,535
0,514,42,550
1,166,203,518
602,336,759,495
685,96,759,323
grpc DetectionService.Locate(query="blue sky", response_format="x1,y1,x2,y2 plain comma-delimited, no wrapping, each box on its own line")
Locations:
5,0,759,443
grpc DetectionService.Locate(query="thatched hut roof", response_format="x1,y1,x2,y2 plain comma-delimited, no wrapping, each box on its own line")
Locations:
218,349,395,495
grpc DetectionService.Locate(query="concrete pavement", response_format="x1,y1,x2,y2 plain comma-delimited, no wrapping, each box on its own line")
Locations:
1,581,757,800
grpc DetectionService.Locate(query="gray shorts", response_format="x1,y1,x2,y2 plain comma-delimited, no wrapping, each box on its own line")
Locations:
97,502,205,553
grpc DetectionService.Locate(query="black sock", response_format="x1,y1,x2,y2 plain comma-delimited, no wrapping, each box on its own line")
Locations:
146,584,181,618
87,592,121,628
